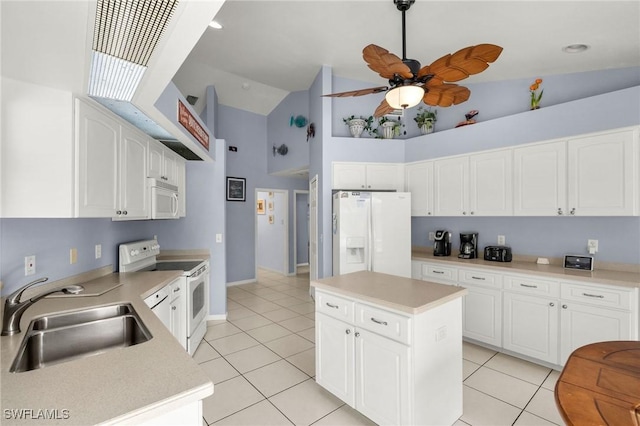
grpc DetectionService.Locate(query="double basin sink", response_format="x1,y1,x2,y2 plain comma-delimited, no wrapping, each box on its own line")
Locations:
10,303,151,373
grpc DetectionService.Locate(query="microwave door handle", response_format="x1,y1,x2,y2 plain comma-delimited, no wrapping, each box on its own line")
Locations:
172,193,179,216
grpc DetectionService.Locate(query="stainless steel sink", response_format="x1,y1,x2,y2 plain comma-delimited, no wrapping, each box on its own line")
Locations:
10,304,152,373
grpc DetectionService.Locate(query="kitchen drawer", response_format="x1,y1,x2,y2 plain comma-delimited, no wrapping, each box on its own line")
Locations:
355,302,411,345
422,263,458,284
458,268,502,289
504,274,559,297
560,282,633,310
316,290,355,322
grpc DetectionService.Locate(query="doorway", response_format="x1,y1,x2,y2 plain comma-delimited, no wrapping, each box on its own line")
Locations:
293,190,309,275
255,188,288,277
309,175,318,294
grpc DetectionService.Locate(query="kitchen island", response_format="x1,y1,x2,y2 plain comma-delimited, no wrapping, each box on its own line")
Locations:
312,270,468,426
0,269,213,425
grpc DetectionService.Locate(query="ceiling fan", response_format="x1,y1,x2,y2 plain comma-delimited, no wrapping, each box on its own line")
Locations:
324,0,503,117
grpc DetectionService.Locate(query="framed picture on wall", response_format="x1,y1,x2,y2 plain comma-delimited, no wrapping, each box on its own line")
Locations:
226,177,246,201
257,199,266,214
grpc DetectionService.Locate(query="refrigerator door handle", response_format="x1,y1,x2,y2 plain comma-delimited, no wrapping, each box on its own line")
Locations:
367,198,373,272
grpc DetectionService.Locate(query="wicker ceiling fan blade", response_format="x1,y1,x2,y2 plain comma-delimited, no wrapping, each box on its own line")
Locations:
322,86,389,98
424,84,471,107
363,44,413,79
374,99,395,118
468,43,503,63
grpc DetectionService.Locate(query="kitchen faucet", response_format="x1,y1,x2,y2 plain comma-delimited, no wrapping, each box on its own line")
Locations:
1,277,84,336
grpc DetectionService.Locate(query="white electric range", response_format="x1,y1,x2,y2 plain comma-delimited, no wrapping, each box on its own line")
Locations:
119,239,209,355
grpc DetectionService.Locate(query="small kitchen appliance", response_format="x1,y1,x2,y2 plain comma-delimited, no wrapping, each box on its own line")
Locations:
563,255,594,271
433,230,452,256
458,232,478,259
119,239,209,355
484,246,512,262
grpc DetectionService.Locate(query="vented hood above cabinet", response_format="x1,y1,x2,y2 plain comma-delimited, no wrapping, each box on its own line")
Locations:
1,0,224,162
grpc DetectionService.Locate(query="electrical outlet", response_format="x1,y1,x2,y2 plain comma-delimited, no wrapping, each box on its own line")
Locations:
95,244,102,259
25,255,36,276
497,235,506,245
216,234,223,243
587,239,598,253
428,232,435,241
70,248,78,264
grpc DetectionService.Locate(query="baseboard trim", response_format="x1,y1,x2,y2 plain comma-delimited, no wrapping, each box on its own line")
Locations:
226,279,256,287
207,314,227,322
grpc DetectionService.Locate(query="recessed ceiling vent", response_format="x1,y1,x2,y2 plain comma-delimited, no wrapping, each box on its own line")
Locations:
89,0,178,101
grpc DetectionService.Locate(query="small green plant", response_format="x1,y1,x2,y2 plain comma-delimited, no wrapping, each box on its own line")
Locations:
413,106,437,127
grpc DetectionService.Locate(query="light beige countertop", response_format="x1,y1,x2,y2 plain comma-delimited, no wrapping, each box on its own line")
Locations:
412,250,640,289
1,271,213,425
311,270,468,315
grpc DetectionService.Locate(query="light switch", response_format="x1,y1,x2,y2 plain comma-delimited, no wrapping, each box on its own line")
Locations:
216,234,223,243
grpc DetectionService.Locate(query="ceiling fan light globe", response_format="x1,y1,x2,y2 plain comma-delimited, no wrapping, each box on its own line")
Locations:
385,85,424,110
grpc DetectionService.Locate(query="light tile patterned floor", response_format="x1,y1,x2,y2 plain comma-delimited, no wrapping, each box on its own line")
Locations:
194,268,564,425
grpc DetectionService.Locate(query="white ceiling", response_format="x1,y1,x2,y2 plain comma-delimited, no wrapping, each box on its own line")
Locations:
173,0,640,116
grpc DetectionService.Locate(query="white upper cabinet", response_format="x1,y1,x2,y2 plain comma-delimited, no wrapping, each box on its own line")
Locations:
567,128,639,216
148,140,180,186
513,141,567,216
514,128,639,216
469,150,513,216
405,161,434,216
332,162,404,191
433,150,512,216
76,99,149,220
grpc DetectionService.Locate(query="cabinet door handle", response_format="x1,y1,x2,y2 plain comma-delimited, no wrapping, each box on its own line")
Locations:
174,287,180,293
325,302,339,309
116,210,122,215
123,210,128,215
582,293,604,299
433,270,445,274
562,304,568,309
520,283,537,288
557,208,563,215
462,211,467,215
471,276,485,281
470,211,475,215
355,332,360,338
172,306,176,310
371,317,388,326
549,302,555,307
570,208,576,215
345,329,351,335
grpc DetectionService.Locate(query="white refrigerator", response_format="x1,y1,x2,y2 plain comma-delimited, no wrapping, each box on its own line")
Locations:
332,191,411,278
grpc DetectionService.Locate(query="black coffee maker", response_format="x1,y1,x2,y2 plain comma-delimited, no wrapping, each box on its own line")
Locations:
433,230,452,256
458,232,478,259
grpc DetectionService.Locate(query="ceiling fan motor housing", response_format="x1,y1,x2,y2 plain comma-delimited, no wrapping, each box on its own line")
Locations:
394,0,415,11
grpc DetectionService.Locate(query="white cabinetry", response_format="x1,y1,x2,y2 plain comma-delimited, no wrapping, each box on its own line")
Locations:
405,161,434,216
169,280,187,350
149,140,180,186
458,268,503,347
433,150,512,216
559,281,636,364
76,99,148,219
315,288,462,426
332,162,404,191
503,275,560,364
567,129,638,216
513,141,567,216
514,128,639,216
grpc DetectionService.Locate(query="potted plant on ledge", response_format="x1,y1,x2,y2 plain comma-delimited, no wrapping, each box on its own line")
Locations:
414,106,437,135
343,115,374,138
375,116,402,139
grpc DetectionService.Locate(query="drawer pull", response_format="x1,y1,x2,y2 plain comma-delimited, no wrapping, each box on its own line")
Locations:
433,270,445,274
326,302,339,309
345,329,351,335
520,283,537,288
371,317,388,326
471,276,486,280
582,293,604,299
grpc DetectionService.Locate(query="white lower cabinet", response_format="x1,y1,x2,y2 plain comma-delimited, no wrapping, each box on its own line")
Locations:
413,260,639,368
315,289,463,426
169,280,187,350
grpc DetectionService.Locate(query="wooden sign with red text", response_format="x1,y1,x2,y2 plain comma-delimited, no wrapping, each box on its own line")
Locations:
178,100,209,150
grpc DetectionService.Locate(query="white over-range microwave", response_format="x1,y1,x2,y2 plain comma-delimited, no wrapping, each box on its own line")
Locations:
149,178,179,219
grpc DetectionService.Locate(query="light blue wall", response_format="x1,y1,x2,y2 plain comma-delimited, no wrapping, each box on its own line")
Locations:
267,90,310,174
256,191,287,273
218,105,308,283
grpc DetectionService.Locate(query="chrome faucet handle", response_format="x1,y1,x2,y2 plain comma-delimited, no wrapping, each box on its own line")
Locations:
6,277,49,305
